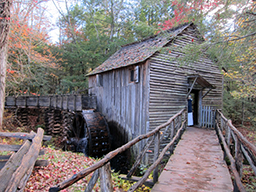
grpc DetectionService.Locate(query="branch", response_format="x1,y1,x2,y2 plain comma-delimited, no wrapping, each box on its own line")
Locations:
202,31,256,52
246,11,256,16
225,32,256,42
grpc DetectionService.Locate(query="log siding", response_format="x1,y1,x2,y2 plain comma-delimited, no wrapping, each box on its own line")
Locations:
88,23,223,164
89,62,150,157
148,26,222,132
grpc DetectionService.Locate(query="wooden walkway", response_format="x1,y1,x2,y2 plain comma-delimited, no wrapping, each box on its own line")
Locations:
152,127,233,192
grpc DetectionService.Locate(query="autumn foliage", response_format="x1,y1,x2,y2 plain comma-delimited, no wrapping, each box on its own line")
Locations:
6,0,61,95
159,0,221,30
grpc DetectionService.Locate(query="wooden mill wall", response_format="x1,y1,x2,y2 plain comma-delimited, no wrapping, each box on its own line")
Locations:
148,25,223,132
146,25,223,162
88,61,150,158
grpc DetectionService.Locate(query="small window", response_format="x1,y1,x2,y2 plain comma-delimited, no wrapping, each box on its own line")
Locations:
96,74,103,87
130,66,140,83
130,70,134,82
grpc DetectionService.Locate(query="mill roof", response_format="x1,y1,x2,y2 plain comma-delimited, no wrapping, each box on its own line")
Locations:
88,22,194,76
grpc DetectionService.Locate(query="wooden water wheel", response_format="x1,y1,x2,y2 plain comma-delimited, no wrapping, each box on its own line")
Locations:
68,110,111,157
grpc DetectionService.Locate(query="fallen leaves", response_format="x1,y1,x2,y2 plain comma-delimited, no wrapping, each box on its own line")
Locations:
25,147,97,192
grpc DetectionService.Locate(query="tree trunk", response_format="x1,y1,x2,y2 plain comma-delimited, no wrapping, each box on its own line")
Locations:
0,44,7,129
0,0,11,129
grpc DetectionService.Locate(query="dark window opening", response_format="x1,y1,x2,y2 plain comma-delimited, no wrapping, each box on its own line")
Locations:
96,74,103,87
130,70,134,82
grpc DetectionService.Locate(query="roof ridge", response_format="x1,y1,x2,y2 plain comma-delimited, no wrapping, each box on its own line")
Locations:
88,22,195,76
121,22,193,48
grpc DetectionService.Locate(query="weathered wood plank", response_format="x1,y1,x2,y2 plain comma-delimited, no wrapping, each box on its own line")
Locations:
152,127,233,192
76,95,82,111
100,162,113,192
0,132,51,141
241,145,256,176
4,128,45,192
0,140,31,191
0,159,48,170
84,169,99,192
5,94,94,111
153,132,160,183
0,144,22,151
5,96,16,106
27,96,38,107
38,96,50,107
0,148,45,155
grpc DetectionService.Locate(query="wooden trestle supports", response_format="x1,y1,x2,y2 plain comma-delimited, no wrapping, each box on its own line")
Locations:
0,128,51,192
49,109,186,192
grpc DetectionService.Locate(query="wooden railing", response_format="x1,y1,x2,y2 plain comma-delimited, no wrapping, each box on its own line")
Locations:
0,128,51,191
215,109,256,192
49,108,187,192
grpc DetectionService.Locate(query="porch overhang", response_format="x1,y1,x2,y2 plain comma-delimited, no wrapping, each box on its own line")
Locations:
187,74,216,98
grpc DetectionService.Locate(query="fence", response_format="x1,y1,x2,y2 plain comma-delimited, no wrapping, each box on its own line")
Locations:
201,106,216,128
215,110,256,192
49,108,187,192
0,128,51,191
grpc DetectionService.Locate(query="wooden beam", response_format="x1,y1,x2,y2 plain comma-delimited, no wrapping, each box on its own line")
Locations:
202,88,212,99
4,128,44,191
0,159,48,170
0,144,22,151
84,169,99,192
0,131,51,141
0,140,31,191
153,132,160,183
186,76,198,97
100,163,113,192
241,145,256,176
0,144,46,155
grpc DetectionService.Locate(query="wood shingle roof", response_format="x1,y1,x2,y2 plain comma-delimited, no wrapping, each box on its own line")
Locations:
88,23,193,76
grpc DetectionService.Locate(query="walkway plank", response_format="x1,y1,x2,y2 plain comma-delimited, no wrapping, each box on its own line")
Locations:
152,127,233,192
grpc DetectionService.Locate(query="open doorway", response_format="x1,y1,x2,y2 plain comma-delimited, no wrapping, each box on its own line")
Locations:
189,90,200,126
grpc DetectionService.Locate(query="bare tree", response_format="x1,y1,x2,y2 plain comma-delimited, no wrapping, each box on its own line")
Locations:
0,0,11,129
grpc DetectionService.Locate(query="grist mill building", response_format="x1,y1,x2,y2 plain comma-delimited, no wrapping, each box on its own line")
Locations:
88,22,223,163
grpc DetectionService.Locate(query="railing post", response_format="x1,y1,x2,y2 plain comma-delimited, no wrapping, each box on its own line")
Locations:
225,124,231,148
235,139,243,177
220,116,224,132
169,121,174,153
153,131,160,183
84,169,99,192
100,162,113,192
173,118,176,135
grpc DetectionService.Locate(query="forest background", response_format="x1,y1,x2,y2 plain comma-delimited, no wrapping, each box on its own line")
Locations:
2,0,256,128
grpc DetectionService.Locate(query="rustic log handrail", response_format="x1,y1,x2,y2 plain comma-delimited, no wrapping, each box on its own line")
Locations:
49,108,186,192
0,131,51,141
128,119,186,192
217,109,256,157
215,109,256,192
0,128,47,191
